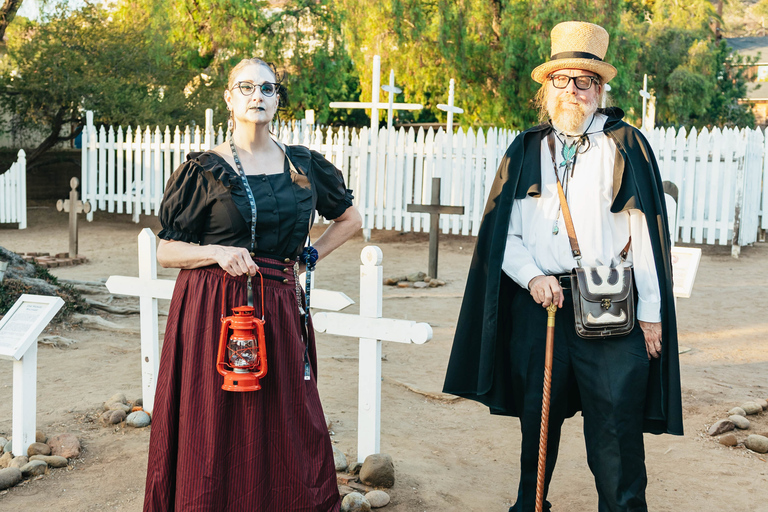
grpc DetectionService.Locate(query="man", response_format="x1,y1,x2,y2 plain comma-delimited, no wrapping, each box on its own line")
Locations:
443,21,683,512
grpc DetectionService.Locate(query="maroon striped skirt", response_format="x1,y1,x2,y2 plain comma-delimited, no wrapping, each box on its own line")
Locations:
144,259,341,512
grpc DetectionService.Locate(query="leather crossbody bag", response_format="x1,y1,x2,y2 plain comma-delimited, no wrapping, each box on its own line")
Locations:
547,132,635,338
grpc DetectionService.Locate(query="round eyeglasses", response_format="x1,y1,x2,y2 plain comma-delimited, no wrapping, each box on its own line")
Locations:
549,75,600,90
232,81,278,97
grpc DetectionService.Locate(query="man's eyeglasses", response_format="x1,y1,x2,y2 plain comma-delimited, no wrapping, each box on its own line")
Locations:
232,81,278,97
548,74,600,91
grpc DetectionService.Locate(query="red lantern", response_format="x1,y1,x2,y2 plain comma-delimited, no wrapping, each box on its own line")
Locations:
217,273,268,392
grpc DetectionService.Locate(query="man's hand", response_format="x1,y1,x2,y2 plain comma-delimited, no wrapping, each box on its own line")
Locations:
639,321,662,359
528,275,564,308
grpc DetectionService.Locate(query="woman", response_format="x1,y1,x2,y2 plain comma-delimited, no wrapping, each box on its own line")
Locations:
143,58,361,511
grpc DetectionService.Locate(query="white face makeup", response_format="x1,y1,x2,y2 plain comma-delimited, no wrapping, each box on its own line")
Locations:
546,68,601,134
224,63,280,130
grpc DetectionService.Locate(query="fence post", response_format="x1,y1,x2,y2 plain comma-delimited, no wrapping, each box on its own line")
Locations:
17,149,26,229
85,111,96,221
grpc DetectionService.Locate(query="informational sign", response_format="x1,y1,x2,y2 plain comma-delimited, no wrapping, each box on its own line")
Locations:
0,294,64,361
0,294,64,457
671,247,702,299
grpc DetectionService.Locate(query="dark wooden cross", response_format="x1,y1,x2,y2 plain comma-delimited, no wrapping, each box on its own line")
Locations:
56,177,92,258
406,177,464,279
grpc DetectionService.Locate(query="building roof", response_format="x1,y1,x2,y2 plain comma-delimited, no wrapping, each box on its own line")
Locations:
727,37,768,63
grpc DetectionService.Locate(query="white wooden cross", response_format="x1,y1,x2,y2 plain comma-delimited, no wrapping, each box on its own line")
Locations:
106,228,355,414
639,74,654,130
0,295,64,456
312,246,433,462
437,79,464,134
106,228,174,414
329,55,423,133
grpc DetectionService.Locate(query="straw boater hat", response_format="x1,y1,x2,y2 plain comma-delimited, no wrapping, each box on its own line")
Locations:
531,21,617,84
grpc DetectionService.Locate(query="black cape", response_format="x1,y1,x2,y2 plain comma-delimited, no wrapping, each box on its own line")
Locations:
443,108,683,436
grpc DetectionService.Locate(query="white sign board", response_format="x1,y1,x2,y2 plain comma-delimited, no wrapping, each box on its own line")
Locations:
0,294,64,457
0,294,64,361
671,247,702,298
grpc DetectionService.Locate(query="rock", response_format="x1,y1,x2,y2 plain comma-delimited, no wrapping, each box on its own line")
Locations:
744,434,768,453
27,442,51,457
413,281,428,289
423,276,432,282
35,431,47,443
382,278,398,286
29,455,68,468
338,484,356,497
341,492,371,512
707,419,734,436
359,453,395,488
728,407,746,417
9,456,28,469
101,409,127,425
396,281,410,288
347,461,361,475
333,445,348,472
729,415,750,430
126,411,151,428
47,434,81,459
406,272,426,282
3,440,12,454
0,467,22,490
107,392,127,404
20,460,47,478
719,433,738,446
755,399,768,411
365,490,391,508
104,402,132,414
135,398,143,407
0,438,6,449
0,452,12,469
428,279,446,287
741,402,762,415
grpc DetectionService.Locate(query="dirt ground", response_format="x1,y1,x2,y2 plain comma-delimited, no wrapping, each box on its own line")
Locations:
1,203,768,511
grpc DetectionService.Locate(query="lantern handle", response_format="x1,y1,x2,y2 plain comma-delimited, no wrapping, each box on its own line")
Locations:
220,270,266,320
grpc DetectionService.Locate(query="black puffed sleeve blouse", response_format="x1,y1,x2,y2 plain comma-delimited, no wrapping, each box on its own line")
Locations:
158,145,354,260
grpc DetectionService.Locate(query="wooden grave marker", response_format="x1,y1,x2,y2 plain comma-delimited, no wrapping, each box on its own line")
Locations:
312,246,432,462
407,177,464,278
106,228,355,414
56,177,92,258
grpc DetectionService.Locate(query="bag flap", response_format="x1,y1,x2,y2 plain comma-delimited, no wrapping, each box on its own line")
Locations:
573,266,632,302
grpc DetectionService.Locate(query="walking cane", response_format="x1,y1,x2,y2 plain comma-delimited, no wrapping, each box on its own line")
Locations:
535,303,558,512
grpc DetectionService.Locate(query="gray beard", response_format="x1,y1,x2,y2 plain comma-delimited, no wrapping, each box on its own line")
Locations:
547,96,598,135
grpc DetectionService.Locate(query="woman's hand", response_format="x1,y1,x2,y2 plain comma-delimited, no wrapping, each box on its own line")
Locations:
157,240,257,276
213,246,259,277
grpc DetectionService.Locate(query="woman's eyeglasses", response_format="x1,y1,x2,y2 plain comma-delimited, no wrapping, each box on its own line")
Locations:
548,75,600,90
232,81,278,97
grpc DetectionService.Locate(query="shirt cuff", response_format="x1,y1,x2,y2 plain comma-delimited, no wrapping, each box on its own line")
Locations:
158,228,200,244
516,264,545,290
636,297,661,323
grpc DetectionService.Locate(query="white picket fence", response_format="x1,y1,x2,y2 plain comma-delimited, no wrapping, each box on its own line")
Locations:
0,149,27,229
645,126,767,247
79,109,768,247
79,109,517,235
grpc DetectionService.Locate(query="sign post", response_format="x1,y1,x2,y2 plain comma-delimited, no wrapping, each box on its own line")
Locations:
0,294,64,456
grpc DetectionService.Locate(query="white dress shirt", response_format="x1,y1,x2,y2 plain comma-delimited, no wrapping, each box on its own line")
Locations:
501,113,661,323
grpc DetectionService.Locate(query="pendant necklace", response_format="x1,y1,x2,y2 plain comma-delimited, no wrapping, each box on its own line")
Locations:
551,115,595,235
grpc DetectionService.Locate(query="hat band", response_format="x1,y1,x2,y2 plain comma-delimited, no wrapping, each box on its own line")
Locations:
550,51,603,62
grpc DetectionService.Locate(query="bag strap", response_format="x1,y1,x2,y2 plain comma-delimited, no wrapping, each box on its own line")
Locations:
546,132,631,268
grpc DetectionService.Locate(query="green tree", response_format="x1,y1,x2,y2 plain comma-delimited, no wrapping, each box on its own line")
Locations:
120,0,366,126
335,0,640,129
633,0,754,128
0,2,196,167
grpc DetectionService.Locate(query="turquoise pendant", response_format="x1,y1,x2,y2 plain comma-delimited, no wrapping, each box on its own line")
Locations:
552,222,559,235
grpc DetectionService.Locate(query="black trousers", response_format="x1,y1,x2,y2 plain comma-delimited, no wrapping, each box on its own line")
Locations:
508,288,650,512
